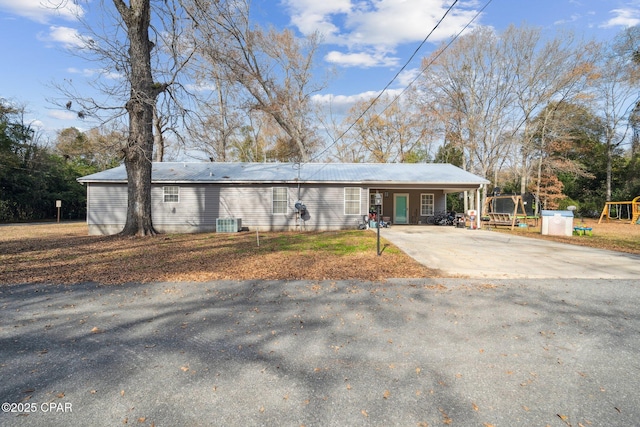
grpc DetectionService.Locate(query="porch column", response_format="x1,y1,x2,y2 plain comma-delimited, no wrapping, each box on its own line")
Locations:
476,187,482,229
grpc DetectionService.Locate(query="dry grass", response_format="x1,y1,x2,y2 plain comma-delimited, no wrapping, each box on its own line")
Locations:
0,222,438,285
499,217,640,255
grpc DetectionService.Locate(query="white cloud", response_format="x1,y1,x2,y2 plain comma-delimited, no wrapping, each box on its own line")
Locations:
28,118,45,129
313,91,378,106
289,1,477,47
325,50,399,67
0,0,83,23
48,109,77,121
40,25,85,49
68,67,123,80
281,0,351,39
312,88,404,105
282,0,481,68
396,68,421,87
601,8,640,28
67,67,99,78
554,14,581,26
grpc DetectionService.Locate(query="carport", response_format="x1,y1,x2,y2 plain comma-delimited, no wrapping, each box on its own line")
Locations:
363,168,489,227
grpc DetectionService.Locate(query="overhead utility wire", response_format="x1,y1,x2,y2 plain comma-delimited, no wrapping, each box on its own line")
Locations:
307,0,461,163
380,0,492,117
308,0,492,164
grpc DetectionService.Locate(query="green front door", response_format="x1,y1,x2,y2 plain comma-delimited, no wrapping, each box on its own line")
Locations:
394,194,408,224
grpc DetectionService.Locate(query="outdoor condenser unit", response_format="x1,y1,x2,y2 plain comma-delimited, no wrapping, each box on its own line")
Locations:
216,218,242,233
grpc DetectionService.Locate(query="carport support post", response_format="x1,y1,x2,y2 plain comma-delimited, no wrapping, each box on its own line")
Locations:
375,192,382,256
377,204,381,255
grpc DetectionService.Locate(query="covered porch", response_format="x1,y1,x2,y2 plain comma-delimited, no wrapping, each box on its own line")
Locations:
365,184,484,227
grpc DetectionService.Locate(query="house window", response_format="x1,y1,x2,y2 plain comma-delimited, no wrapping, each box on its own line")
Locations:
272,187,288,214
163,186,179,203
344,187,361,215
421,193,434,216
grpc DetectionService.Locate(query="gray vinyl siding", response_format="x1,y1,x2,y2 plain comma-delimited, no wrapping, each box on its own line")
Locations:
215,184,368,231
86,183,128,235
86,182,369,234
218,185,292,230
295,185,368,230
151,185,214,230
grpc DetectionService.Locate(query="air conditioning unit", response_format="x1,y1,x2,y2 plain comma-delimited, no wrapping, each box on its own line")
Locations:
216,218,242,233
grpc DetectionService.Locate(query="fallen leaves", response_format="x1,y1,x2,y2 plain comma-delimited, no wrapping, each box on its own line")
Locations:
557,413,571,426
0,225,437,284
439,408,452,425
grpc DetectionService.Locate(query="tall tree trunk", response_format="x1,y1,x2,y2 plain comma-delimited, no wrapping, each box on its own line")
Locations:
153,106,164,162
114,0,162,236
606,139,613,202
631,101,640,157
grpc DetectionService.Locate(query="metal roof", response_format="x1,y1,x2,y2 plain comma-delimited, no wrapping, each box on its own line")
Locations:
77,162,490,186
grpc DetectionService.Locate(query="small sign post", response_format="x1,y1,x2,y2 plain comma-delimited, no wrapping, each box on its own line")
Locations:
56,200,62,223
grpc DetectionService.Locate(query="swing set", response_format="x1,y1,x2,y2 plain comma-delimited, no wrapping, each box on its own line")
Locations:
598,196,640,224
482,195,529,230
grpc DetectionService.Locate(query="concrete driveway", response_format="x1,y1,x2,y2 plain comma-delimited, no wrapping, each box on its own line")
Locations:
380,226,640,279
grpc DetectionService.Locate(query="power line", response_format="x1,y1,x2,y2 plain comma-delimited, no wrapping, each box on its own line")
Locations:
380,0,493,117
308,0,493,163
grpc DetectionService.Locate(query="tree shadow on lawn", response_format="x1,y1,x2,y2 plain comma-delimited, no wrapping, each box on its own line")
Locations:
1,230,432,284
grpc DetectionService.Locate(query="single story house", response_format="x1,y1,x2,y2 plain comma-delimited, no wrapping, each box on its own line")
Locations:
77,162,490,235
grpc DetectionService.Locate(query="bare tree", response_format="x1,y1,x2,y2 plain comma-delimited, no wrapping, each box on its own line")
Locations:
502,26,598,198
185,0,325,162
344,94,432,163
187,66,245,162
51,0,195,236
418,25,598,213
589,28,640,201
611,25,640,157
419,26,517,181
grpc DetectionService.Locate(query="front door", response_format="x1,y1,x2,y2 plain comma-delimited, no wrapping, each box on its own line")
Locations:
394,194,409,224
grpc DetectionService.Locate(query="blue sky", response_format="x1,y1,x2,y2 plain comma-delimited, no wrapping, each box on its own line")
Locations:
1,0,639,142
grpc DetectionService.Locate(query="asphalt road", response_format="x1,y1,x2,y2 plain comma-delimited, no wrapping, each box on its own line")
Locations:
1,226,639,426
1,277,639,427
